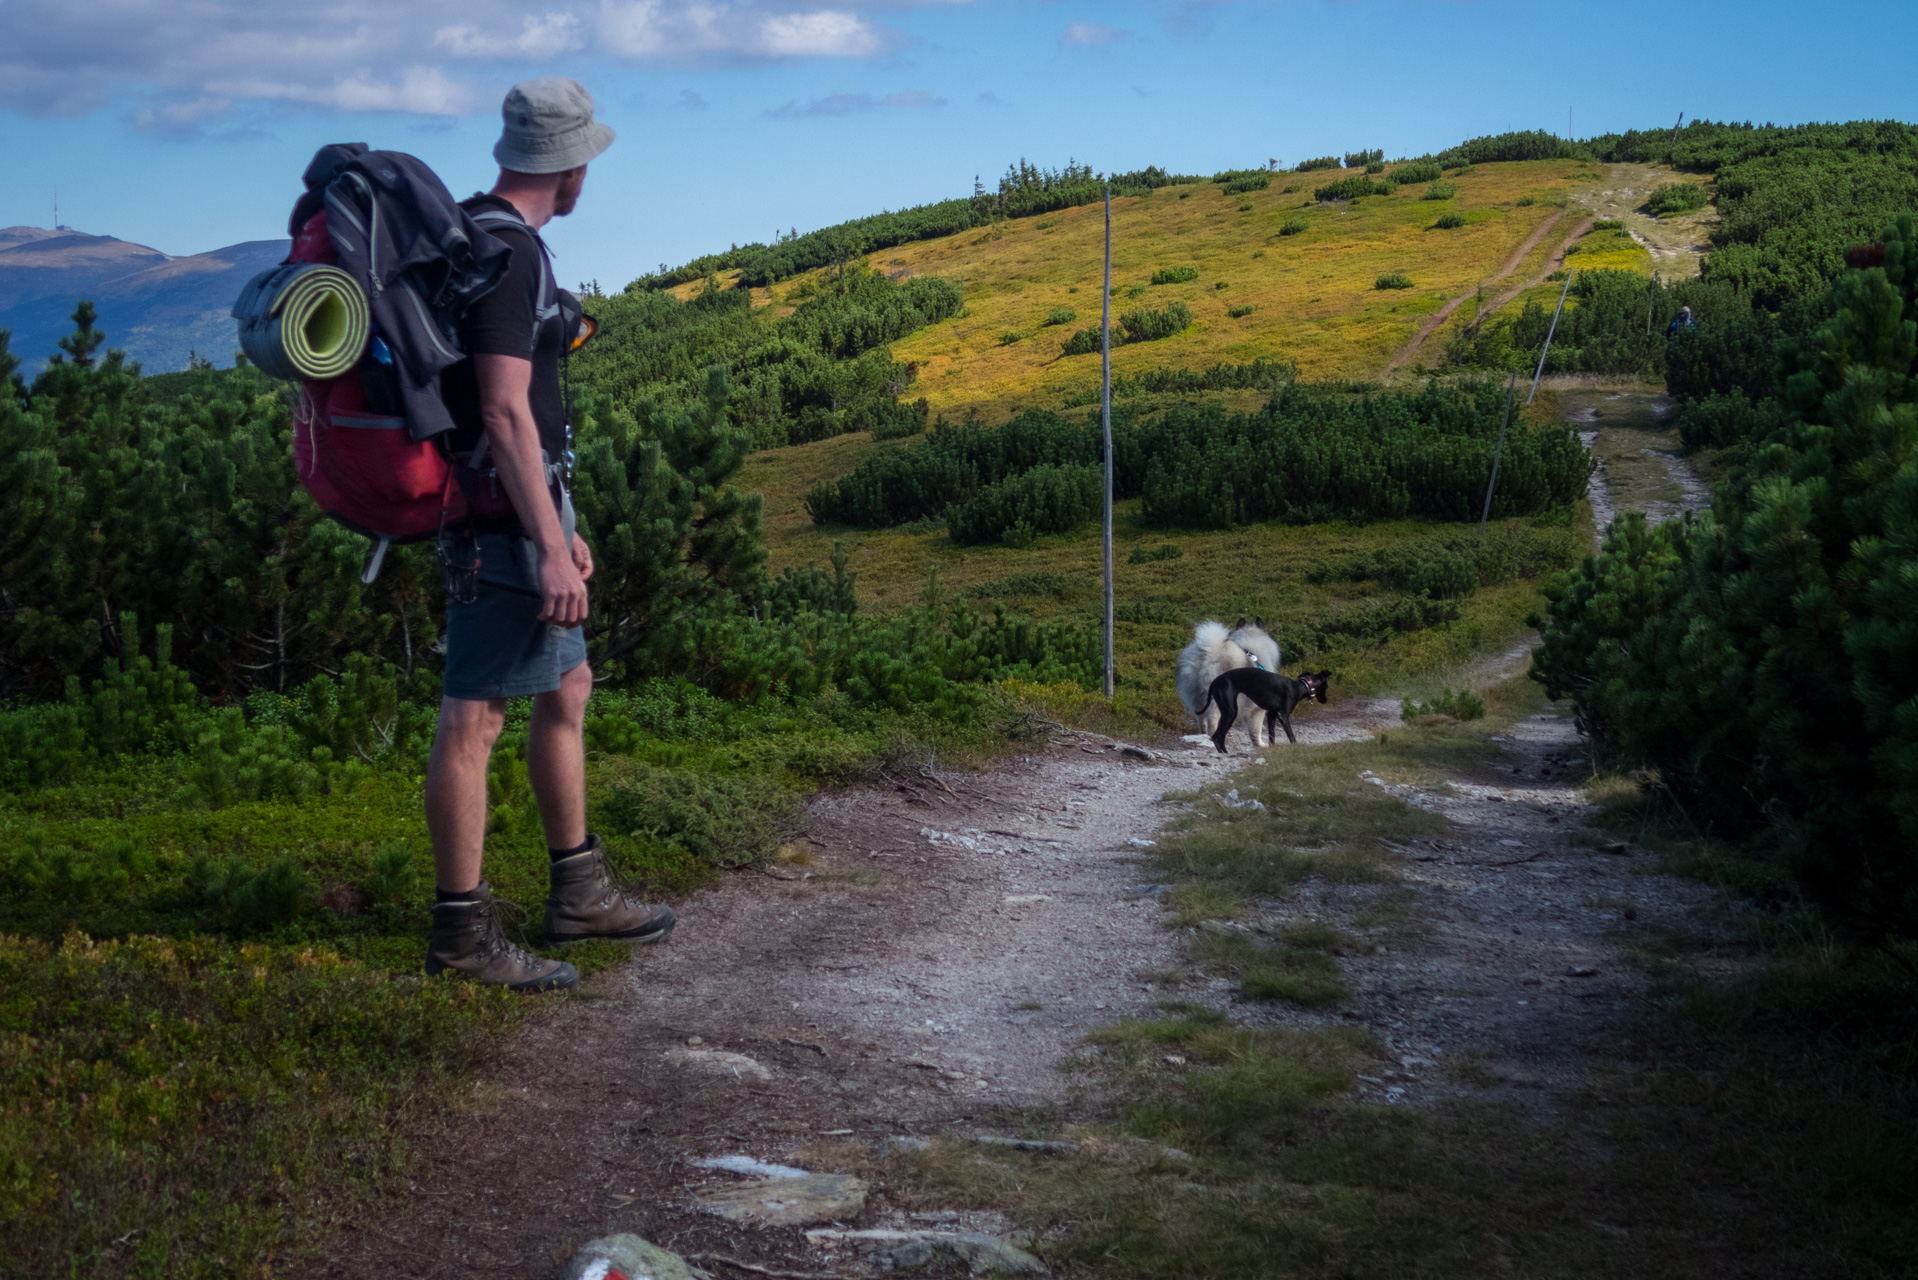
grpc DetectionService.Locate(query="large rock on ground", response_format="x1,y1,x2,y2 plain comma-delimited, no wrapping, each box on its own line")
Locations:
555,1234,702,1280
696,1172,868,1227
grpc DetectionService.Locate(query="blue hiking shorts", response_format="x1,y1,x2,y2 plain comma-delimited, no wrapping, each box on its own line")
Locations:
442,533,587,701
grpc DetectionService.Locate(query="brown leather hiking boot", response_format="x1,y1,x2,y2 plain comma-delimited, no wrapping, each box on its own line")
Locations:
545,836,677,946
426,883,578,992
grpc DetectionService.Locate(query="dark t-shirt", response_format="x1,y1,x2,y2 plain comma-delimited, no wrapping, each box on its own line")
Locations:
442,194,566,535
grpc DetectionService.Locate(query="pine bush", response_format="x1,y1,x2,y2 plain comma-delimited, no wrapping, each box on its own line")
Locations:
1119,302,1192,343
1433,213,1466,230
1393,161,1443,184
1279,217,1310,236
1150,266,1200,285
1645,182,1710,216
1375,273,1415,290
1423,181,1459,201
946,464,1103,546
1533,215,1918,940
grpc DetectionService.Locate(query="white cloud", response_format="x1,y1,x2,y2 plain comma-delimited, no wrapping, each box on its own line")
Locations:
766,87,943,117
758,10,881,57
0,0,940,127
434,13,587,59
1061,20,1124,49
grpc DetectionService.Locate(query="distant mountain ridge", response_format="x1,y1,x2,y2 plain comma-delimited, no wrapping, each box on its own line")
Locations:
0,226,290,375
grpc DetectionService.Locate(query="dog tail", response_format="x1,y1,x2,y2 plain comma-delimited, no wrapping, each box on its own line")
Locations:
1176,620,1233,714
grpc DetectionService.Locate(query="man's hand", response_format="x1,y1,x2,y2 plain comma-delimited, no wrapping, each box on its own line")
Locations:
571,535,594,582
539,547,589,627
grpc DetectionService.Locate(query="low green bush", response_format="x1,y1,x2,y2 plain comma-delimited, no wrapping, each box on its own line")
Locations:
1043,306,1077,326
1314,175,1379,202
999,330,1027,345
1423,181,1459,201
1646,182,1710,216
1279,217,1309,236
1151,266,1200,285
1344,149,1384,168
1227,305,1257,318
1516,194,1537,207
1222,174,1270,195
1393,160,1443,184
1119,302,1193,343
1294,156,1340,173
1433,213,1466,230
1363,161,1385,175
1592,218,1625,230
595,762,805,869
1401,688,1486,721
946,463,1103,546
1375,272,1415,290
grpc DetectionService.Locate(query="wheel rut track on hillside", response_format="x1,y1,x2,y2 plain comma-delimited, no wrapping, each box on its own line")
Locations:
1387,210,1593,373
315,668,1724,1279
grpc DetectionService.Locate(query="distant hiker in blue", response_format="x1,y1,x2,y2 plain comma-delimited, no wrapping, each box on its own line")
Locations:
1666,305,1695,337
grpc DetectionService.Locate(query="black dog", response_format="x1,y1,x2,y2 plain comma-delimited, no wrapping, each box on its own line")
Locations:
1205,667,1331,752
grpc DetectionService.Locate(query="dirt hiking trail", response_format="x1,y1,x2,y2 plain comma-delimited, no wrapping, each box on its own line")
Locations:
318,660,1721,1278
1387,210,1592,374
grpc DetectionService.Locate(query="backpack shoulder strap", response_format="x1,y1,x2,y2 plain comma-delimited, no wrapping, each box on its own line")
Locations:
469,207,560,329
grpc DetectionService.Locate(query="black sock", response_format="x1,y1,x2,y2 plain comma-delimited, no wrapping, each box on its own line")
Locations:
549,836,594,863
435,885,482,905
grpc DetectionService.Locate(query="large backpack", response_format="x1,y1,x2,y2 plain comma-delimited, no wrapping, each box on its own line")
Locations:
284,208,463,577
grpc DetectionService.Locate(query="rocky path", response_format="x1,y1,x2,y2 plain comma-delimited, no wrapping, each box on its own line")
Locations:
317,648,1729,1278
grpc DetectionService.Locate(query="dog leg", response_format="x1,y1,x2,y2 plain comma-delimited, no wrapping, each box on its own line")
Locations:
1211,689,1237,754
1279,713,1297,744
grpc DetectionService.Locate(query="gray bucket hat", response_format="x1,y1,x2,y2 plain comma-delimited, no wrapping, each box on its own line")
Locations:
493,77,615,174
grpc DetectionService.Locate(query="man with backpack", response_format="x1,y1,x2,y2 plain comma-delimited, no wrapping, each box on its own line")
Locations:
423,78,676,992
1666,304,1695,337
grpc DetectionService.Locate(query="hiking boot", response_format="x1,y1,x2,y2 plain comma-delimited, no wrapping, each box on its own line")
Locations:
426,882,578,992
545,836,677,946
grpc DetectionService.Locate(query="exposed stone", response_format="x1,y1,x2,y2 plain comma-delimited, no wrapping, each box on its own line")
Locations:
696,1172,867,1226
1119,745,1155,761
694,1154,808,1178
972,1135,1079,1154
806,1229,1048,1276
660,1048,771,1081
555,1234,703,1280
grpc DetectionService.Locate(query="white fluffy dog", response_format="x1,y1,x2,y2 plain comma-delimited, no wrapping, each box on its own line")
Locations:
1176,616,1283,748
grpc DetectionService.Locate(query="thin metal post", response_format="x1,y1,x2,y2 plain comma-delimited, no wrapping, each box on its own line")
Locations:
1528,267,1575,404
1101,184,1115,699
1480,371,1518,533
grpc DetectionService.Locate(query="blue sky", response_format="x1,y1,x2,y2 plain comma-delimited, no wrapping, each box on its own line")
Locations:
3,0,1914,290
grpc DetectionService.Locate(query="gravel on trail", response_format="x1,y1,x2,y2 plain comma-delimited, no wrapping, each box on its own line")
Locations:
316,676,1720,1278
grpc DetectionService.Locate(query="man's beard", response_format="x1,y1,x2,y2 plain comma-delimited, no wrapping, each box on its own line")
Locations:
554,173,585,217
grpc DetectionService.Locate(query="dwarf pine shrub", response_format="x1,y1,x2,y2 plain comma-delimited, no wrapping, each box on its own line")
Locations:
1423,181,1459,201
1393,160,1443,184
1314,175,1378,202
1151,266,1200,285
1433,213,1466,229
1279,217,1309,236
1645,182,1710,216
1119,301,1192,343
1294,155,1340,172
1375,272,1415,290
947,463,1103,546
1044,306,1077,326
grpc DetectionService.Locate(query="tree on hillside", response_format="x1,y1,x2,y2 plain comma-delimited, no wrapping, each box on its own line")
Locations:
1533,214,1918,942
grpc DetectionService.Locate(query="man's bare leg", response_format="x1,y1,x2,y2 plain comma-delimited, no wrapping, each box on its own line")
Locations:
425,695,507,893
526,660,592,850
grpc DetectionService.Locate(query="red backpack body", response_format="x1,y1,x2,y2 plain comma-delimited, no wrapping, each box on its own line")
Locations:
287,210,466,549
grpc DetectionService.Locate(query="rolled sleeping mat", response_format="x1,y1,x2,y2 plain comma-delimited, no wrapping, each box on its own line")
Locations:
232,262,370,382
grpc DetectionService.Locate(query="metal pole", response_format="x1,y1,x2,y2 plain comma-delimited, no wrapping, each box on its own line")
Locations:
1101,183,1115,699
1528,267,1575,404
1484,269,1574,531
1480,371,1518,533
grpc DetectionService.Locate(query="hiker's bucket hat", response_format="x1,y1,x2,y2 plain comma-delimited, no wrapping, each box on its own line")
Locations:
493,77,615,174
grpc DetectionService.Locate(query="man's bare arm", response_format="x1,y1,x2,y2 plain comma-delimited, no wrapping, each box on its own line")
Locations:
474,353,590,626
